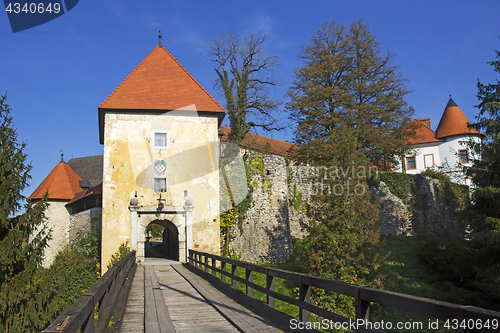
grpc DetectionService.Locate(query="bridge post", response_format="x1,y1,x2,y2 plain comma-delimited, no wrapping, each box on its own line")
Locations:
299,275,310,323
231,263,237,289
266,269,275,309
211,257,217,277
204,255,209,273
245,268,253,297
221,261,227,284
355,286,371,332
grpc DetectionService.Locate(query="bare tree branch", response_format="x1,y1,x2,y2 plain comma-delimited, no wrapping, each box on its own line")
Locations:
205,31,284,143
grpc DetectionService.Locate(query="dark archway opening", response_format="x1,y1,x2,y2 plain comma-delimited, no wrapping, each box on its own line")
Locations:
145,220,179,261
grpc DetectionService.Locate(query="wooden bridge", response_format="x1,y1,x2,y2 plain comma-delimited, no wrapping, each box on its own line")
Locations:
43,250,500,333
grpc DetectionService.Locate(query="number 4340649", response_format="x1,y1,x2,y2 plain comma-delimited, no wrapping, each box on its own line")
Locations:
5,3,61,14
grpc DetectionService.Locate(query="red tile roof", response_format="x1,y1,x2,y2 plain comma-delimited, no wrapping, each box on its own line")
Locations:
409,119,444,144
220,126,298,157
28,162,82,200
66,183,102,206
435,98,481,139
99,46,225,113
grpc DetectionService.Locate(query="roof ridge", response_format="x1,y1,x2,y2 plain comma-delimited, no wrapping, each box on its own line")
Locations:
159,47,224,111
99,46,224,112
99,47,159,109
416,118,435,133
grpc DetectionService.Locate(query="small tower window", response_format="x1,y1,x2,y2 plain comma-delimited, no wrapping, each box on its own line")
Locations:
459,149,469,164
154,178,167,192
154,132,168,148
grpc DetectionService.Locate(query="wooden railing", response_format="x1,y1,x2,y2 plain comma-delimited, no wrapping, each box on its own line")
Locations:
188,250,500,333
42,251,136,333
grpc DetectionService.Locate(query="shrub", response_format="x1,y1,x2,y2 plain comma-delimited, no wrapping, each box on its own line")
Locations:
107,243,131,269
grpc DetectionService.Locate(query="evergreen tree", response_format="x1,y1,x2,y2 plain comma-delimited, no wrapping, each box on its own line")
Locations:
0,93,50,332
287,20,414,169
466,41,500,224
428,40,500,307
467,42,500,191
206,32,282,143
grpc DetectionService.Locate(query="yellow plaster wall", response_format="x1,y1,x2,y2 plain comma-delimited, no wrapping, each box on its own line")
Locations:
101,112,220,271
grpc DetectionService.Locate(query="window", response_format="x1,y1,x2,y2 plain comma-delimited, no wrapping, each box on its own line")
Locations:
154,178,167,192
459,149,469,164
154,132,168,148
406,156,416,170
424,154,434,168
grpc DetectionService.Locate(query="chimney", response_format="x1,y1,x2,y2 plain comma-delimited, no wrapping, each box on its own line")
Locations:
419,118,431,129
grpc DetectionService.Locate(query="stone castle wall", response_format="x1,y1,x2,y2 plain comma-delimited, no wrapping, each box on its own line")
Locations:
228,155,292,263
42,203,101,268
69,207,102,243
227,154,463,263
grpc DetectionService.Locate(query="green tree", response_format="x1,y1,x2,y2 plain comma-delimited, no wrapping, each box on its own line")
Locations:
206,32,282,143
27,228,100,332
466,40,500,297
420,40,500,308
295,172,386,321
287,20,414,169
0,93,50,332
467,40,500,191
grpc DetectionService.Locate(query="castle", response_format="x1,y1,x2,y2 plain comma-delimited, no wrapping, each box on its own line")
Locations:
28,40,480,268
28,40,296,268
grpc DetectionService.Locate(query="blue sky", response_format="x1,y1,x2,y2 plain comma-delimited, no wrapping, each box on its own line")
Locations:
2,0,500,197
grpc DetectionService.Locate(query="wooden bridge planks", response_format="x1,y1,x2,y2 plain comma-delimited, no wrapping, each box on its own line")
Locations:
120,265,145,332
172,264,285,333
155,265,238,332
119,263,290,332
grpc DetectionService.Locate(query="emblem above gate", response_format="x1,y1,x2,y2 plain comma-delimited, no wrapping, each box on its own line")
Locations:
154,158,167,175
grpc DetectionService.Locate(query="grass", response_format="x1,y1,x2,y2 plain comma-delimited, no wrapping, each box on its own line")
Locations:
211,262,301,319
207,234,497,332
379,235,490,307
370,234,492,332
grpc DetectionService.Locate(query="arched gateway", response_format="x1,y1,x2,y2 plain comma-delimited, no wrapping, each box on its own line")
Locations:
128,197,194,262
98,41,226,271
147,219,179,260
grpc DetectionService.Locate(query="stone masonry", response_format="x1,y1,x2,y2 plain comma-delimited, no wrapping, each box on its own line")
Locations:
228,155,292,263
226,154,462,263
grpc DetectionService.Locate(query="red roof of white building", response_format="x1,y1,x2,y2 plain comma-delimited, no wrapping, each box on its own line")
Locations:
409,119,444,144
409,97,481,144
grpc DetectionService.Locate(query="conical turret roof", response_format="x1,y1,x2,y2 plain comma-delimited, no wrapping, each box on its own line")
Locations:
28,162,82,200
435,97,481,139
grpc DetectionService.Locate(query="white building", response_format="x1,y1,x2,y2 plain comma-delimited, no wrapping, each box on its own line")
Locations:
398,97,482,185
